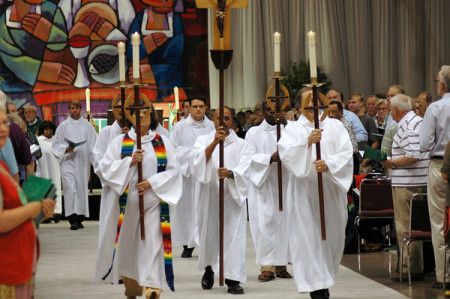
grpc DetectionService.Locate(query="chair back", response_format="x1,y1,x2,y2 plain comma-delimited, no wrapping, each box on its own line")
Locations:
409,193,431,232
359,178,393,211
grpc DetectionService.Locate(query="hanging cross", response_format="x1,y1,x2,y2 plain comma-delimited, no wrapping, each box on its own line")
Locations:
196,0,248,49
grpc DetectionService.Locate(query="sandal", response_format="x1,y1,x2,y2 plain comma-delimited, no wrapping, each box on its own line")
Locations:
258,270,275,281
143,287,161,299
276,270,292,278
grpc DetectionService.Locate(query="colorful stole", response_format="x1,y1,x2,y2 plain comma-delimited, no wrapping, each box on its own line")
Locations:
152,135,174,291
103,134,175,292
102,134,134,281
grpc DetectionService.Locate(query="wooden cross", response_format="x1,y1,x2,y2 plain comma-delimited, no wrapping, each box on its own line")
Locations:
196,0,248,49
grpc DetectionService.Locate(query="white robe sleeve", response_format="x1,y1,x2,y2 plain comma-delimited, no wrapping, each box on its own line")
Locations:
147,136,182,207
87,123,98,167
99,136,135,195
93,127,110,177
228,141,251,206
278,123,313,178
190,135,214,184
51,122,69,162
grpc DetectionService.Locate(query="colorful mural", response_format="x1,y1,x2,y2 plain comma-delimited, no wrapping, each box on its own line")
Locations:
0,0,209,125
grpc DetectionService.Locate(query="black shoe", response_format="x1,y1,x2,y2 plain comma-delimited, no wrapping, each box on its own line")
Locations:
310,289,330,299
225,279,244,295
70,223,79,230
77,215,84,229
42,218,52,224
53,214,61,223
201,266,214,289
181,245,194,258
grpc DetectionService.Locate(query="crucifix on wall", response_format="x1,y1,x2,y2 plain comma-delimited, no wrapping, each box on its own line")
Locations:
196,0,248,49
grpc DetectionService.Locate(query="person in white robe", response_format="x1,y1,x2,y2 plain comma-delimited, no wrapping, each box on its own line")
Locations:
245,101,292,281
36,121,62,221
191,108,250,295
169,96,214,257
278,88,353,299
52,100,97,230
96,108,181,299
92,118,127,288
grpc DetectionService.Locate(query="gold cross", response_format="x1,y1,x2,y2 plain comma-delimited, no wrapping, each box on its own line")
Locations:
196,0,248,49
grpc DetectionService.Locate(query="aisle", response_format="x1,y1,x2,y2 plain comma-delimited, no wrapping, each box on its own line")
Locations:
35,221,407,299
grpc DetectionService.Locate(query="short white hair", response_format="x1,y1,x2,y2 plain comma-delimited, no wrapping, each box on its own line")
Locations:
439,65,450,90
390,94,412,111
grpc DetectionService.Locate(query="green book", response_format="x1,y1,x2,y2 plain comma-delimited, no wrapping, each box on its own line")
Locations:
65,138,86,148
22,175,56,203
363,145,388,162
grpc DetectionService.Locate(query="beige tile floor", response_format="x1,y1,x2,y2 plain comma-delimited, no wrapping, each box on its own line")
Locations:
35,221,408,299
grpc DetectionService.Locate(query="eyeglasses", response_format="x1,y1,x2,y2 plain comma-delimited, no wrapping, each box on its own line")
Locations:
376,108,387,111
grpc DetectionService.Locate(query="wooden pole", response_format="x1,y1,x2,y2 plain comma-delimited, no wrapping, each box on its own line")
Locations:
219,64,225,286
275,77,283,211
210,49,233,287
134,83,146,241
120,86,126,128
312,84,326,240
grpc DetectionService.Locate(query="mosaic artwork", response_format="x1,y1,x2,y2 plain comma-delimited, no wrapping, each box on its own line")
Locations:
0,0,209,124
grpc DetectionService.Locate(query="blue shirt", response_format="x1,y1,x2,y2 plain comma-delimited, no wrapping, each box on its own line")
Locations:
343,110,368,143
419,92,450,157
0,138,19,175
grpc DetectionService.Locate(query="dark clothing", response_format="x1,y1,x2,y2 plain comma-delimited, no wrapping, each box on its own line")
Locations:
358,114,379,150
26,117,42,135
8,122,32,166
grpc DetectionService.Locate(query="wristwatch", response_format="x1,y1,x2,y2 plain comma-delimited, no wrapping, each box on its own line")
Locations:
228,170,234,179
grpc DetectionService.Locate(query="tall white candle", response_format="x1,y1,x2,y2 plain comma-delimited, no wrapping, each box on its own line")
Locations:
86,88,90,112
307,31,317,79
131,32,140,79
174,86,179,110
117,42,126,82
274,32,281,73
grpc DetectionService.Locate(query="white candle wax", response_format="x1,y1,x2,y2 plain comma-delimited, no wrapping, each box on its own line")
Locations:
307,31,317,79
174,86,179,110
117,42,126,82
131,32,140,79
274,32,281,73
86,88,90,112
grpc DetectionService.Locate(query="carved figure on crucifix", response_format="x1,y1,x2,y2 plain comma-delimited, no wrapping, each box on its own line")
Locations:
215,0,226,38
196,0,248,49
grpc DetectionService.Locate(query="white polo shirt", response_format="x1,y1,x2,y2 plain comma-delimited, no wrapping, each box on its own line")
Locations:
391,111,430,187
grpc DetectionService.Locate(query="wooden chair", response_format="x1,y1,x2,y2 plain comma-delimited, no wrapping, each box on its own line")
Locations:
400,193,432,286
355,177,394,254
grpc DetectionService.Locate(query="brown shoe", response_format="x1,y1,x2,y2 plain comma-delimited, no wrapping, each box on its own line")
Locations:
276,270,292,279
258,271,275,282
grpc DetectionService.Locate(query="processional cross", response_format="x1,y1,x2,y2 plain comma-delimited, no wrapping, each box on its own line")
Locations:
302,85,329,241
196,0,248,286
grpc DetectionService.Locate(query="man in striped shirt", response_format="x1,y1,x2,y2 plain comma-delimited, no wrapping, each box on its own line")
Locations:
382,94,430,282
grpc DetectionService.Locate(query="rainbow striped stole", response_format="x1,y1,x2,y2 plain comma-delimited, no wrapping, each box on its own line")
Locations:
102,134,175,292
151,134,175,292
102,134,134,281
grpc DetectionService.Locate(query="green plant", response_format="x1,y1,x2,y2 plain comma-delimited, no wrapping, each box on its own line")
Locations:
281,60,331,101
